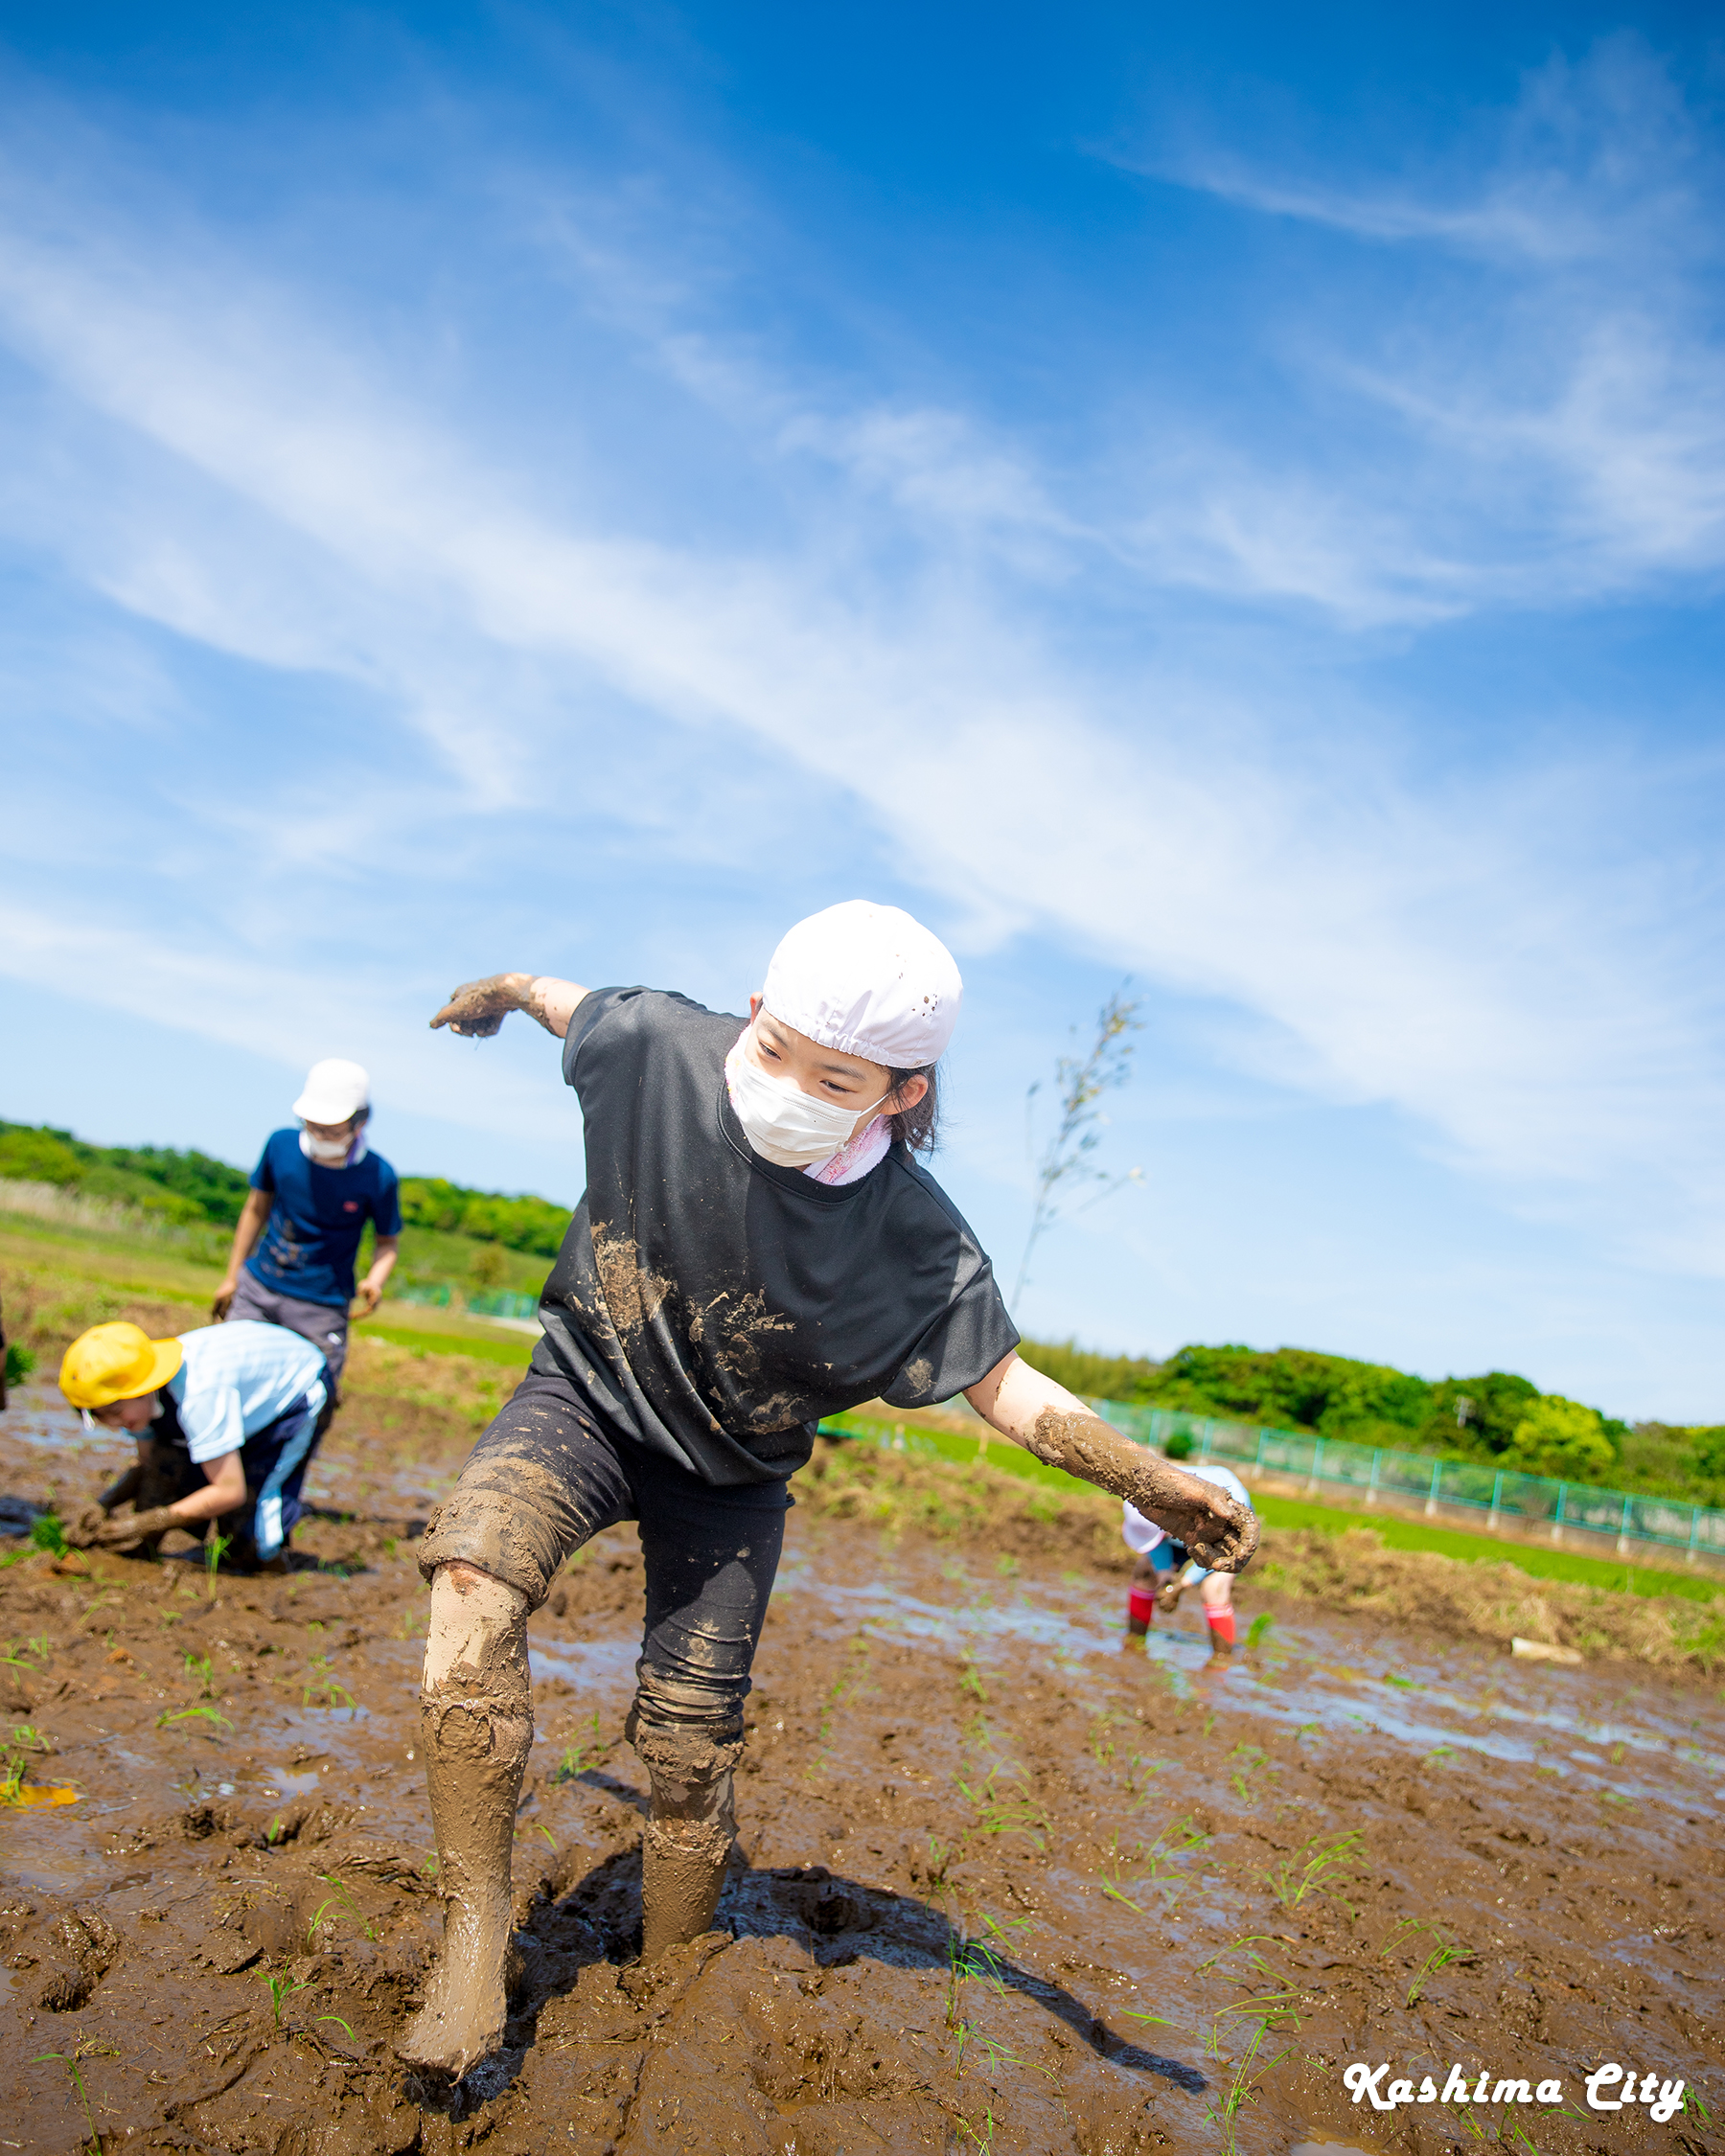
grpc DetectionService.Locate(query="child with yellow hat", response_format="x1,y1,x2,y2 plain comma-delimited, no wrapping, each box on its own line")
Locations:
59,1319,332,1566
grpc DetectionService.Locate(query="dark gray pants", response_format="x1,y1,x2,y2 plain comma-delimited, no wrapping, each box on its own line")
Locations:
417,1369,791,1738
227,1271,350,1398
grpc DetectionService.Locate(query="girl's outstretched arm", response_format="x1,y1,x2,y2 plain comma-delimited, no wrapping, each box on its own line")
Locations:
430,974,587,1040
965,1351,1259,1574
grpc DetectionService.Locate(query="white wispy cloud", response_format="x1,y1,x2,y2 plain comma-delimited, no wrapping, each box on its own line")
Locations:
0,47,1721,1287
1104,35,1725,618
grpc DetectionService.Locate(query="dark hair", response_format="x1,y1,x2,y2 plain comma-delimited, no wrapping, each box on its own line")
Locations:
886,1062,940,1153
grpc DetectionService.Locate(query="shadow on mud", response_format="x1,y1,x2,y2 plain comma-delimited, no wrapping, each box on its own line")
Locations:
486,1846,1207,2105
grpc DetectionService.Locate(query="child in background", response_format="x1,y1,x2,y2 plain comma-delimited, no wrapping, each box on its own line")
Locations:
1124,1456,1254,1651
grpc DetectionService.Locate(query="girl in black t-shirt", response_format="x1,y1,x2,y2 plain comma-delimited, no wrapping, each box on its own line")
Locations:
399,901,1255,2079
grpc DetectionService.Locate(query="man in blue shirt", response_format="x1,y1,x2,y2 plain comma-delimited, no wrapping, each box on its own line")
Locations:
212,1059,402,1399
60,1319,332,1567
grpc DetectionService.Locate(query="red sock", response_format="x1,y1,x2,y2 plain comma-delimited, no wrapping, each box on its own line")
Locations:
1128,1587,1155,1633
1206,1607,1236,1644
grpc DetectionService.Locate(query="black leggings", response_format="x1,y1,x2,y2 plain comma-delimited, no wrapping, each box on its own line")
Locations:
417,1370,791,1737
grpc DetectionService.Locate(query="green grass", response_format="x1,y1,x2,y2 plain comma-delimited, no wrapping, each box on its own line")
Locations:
356,1320,535,1367
1251,1492,1721,1603
818,1412,1722,1605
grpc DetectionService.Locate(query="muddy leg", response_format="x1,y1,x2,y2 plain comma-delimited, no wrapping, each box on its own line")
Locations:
629,1710,746,1963
398,1562,533,2077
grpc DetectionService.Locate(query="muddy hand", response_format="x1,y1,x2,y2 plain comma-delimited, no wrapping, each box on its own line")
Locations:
62,1504,111,1549
1130,1457,1268,1578
429,974,534,1039
82,1503,182,1550
1025,1410,1259,1573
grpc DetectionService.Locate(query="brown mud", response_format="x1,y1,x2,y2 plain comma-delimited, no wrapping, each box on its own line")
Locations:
0,1382,1719,2153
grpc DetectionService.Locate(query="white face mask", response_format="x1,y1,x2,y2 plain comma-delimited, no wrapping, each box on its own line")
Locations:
729,1049,886,1168
300,1126,363,1167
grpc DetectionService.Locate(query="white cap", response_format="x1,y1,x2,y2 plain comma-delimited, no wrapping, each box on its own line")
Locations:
292,1058,371,1124
762,901,962,1068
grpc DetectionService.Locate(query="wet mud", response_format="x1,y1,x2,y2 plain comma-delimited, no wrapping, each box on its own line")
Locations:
0,1383,1719,2153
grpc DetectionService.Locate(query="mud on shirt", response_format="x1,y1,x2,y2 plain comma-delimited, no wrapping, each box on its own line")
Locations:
534,987,1020,1485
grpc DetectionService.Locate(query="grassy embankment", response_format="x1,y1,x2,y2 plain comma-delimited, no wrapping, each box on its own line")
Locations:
6,1200,1722,1671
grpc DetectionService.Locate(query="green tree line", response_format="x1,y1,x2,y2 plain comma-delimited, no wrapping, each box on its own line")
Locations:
0,1122,571,1256
6,1121,1719,1502
1015,1337,1725,1504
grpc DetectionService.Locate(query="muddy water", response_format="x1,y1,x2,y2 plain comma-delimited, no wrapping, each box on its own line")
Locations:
0,1392,1718,2153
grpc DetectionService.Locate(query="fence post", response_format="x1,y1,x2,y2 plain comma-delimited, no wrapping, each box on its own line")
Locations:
1425,1458,1441,1519
1689,1505,1701,1568
1366,1450,1381,1507
1617,1491,1633,1558
1254,1427,1267,1469
1305,1438,1321,1499
1552,1482,1566,1546
1488,1469,1503,1534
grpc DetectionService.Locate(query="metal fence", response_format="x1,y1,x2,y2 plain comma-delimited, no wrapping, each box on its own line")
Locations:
394,1283,540,1321
466,1290,540,1322
1091,1401,1725,1562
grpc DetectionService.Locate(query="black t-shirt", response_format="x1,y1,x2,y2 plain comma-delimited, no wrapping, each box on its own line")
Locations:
534,987,1019,1485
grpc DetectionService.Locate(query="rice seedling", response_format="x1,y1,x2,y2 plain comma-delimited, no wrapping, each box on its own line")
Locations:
31,2051,99,2152
204,1527,232,1598
157,1705,232,1732
308,1872,376,1947
1265,1828,1365,1912
259,1971,309,2025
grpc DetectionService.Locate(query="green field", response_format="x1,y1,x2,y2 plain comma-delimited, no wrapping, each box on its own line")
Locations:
816,1411,1722,1606
356,1319,538,1368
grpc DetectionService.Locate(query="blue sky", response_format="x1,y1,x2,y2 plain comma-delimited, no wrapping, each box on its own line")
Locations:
2,3,1723,1417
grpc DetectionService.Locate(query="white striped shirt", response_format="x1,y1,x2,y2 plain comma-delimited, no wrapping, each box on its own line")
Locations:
168,1321,328,1463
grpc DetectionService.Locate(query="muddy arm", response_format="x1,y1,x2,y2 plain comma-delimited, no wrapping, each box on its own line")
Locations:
965,1352,1259,1573
429,974,587,1041
96,1462,143,1514
66,1448,249,1549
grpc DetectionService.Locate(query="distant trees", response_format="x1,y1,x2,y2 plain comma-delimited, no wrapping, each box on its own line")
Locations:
394,1177,570,1255
1009,1335,1725,1501
0,1123,250,1226
0,1122,571,1256
1502,1396,1617,1479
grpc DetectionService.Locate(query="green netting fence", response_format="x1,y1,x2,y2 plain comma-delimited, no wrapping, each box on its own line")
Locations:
466,1290,540,1320
1092,1402,1725,1560
395,1284,540,1320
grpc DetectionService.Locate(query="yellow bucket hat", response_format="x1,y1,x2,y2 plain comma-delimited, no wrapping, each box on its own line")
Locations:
58,1322,183,1411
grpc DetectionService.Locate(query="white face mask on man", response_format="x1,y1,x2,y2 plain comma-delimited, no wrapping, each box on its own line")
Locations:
299,1123,366,1167
728,1050,886,1169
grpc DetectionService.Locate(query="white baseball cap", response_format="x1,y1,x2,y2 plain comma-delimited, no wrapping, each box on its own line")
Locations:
762,901,962,1068
292,1058,371,1124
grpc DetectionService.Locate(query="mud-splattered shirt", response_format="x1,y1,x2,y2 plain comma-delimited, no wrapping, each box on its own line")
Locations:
533,987,1020,1484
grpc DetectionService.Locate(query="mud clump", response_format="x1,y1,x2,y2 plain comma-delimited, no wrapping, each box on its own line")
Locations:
0,1384,1719,2153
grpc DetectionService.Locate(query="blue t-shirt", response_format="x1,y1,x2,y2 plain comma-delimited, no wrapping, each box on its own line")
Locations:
245,1129,402,1310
